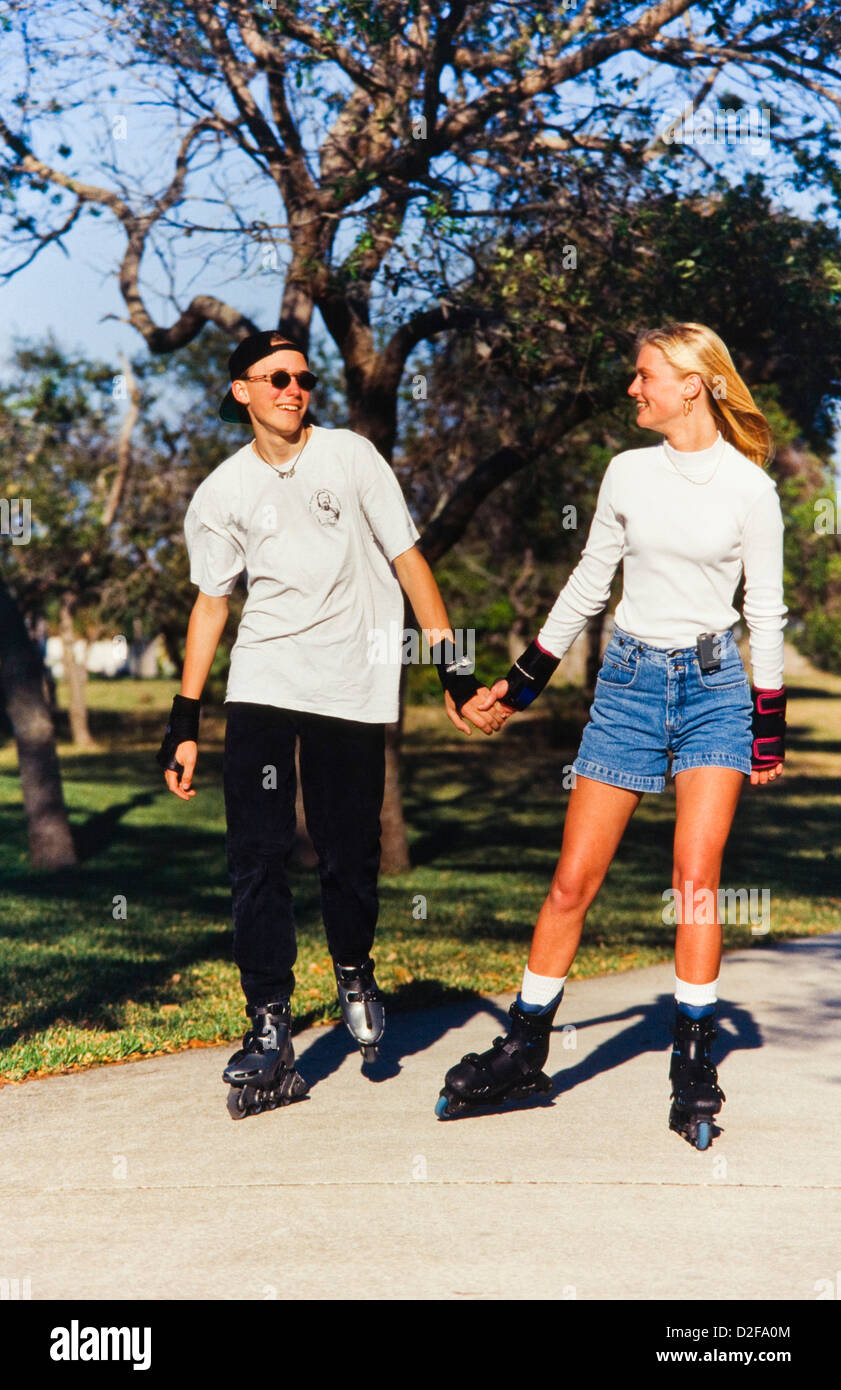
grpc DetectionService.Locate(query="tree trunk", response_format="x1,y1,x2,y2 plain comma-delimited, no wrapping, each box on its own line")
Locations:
380,660,411,875
380,717,411,874
159,623,184,677
292,738,318,868
0,572,77,868
31,616,60,727
59,591,95,748
42,659,59,729
290,723,408,873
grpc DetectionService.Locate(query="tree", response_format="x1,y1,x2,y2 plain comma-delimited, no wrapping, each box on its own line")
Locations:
0,341,142,745
768,410,841,673
4,0,841,864
0,570,77,868
3,2,840,459
398,183,841,663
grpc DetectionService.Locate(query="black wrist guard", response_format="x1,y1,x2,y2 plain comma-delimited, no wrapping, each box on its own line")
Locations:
502,640,560,712
751,686,786,770
156,694,200,774
431,639,481,714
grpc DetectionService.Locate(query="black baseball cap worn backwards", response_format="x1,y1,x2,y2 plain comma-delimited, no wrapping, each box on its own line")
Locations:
219,331,309,424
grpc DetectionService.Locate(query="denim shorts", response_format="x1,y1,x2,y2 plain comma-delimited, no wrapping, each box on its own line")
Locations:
572,626,753,794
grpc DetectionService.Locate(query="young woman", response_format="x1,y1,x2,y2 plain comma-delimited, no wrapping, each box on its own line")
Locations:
436,322,787,1150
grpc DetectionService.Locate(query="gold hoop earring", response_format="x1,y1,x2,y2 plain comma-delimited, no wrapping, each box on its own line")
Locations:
683,399,694,415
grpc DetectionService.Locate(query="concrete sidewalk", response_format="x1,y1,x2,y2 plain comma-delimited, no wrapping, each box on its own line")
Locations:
1,935,839,1301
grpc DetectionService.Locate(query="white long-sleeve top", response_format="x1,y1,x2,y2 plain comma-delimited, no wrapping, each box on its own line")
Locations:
537,435,787,689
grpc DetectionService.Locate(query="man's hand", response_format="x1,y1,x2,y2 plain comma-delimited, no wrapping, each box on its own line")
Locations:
749,761,783,788
164,740,198,800
444,686,512,736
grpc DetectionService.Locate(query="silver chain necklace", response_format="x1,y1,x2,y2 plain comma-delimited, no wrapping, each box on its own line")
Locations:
663,433,725,486
252,427,310,481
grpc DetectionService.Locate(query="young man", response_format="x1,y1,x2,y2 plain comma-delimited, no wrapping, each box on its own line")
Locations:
157,331,502,1118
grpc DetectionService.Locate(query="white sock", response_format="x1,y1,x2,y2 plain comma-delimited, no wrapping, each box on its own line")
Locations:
521,965,568,1008
674,974,719,1007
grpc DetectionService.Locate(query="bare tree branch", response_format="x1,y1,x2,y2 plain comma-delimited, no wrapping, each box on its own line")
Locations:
437,0,697,151
380,300,491,387
0,111,136,226
227,0,390,97
634,33,841,111
1,196,84,279
0,107,254,350
642,60,728,157
192,2,289,181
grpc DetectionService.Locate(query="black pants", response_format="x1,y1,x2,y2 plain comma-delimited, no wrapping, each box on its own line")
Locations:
223,702,386,1007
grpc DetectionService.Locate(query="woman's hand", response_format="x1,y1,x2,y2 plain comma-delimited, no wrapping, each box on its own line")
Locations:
750,761,783,788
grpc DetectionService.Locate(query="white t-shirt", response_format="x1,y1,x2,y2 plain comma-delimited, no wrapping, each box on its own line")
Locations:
538,436,787,689
184,427,420,722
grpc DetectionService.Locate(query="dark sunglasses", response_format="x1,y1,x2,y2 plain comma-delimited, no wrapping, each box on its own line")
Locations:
244,369,318,391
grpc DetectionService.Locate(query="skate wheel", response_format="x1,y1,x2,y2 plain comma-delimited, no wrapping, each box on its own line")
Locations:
226,1087,248,1120
695,1121,711,1151
360,1044,378,1064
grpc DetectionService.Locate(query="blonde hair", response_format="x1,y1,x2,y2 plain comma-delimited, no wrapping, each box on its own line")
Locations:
635,322,773,466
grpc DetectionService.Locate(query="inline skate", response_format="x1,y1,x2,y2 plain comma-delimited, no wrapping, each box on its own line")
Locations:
223,1001,309,1120
334,958,384,1064
435,1000,554,1118
669,1008,725,1150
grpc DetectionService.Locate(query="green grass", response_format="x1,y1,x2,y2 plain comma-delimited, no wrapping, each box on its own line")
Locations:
1,655,839,1083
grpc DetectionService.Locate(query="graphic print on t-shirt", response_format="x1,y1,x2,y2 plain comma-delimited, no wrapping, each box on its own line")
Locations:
309,488,341,525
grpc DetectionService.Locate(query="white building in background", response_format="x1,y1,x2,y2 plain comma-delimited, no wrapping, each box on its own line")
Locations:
44,633,173,678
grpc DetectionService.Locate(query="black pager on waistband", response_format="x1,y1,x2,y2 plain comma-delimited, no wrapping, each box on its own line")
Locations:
696,632,722,673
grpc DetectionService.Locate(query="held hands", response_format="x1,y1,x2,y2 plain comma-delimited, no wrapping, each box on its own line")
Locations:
439,639,559,736
444,680,515,737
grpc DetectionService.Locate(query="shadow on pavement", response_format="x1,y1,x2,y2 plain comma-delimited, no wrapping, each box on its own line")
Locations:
293,989,765,1098
550,992,762,1096
294,989,767,1117
295,991,511,1087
